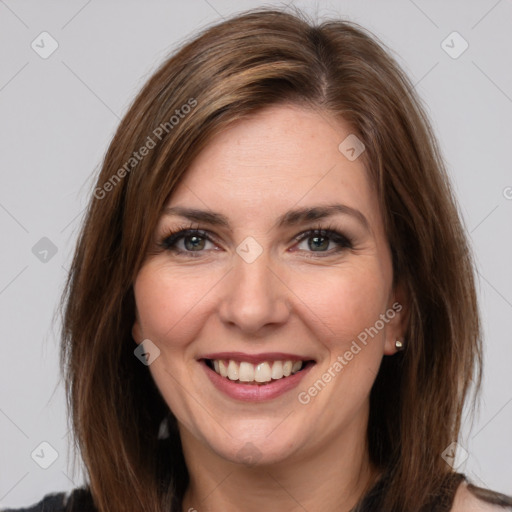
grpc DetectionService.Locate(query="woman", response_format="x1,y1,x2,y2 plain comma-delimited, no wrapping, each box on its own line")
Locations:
5,7,512,512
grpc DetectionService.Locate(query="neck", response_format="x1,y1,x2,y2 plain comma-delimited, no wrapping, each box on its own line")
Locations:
179,408,380,512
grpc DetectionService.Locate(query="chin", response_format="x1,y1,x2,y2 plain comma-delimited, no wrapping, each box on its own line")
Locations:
198,422,306,467
223,439,299,467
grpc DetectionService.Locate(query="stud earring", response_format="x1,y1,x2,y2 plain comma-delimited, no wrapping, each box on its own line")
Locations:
395,339,404,351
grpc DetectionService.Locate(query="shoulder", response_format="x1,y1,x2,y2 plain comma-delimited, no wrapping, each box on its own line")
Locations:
1,492,67,512
1,487,96,512
451,480,512,512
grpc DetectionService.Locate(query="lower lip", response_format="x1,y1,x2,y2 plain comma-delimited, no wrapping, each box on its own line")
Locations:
201,360,314,402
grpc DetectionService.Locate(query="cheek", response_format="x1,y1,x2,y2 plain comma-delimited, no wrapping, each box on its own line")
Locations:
342,272,388,331
302,266,390,408
294,261,390,346
133,263,214,346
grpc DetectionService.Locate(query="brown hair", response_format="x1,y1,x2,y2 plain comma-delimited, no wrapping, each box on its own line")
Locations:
61,7,500,512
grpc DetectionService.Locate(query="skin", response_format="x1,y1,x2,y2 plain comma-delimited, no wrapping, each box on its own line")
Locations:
132,104,409,512
452,485,502,512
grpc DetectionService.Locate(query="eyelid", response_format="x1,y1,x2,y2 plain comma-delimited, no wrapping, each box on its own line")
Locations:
159,227,218,251
158,222,354,256
290,226,353,253
292,226,349,242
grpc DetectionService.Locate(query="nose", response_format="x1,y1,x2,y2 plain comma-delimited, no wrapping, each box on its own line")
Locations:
217,250,291,335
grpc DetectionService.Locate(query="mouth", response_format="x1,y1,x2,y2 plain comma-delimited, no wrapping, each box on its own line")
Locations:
202,357,316,386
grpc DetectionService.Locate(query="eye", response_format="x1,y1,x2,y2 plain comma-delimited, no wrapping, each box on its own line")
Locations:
158,225,354,259
292,228,353,256
160,228,217,256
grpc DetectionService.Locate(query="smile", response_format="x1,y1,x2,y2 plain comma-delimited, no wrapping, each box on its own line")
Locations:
205,359,309,385
200,352,316,401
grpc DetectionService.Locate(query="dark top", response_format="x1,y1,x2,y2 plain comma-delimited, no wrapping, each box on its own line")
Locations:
3,472,512,511
1,488,94,512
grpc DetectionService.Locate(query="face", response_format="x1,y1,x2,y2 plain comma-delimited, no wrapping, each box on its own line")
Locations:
132,104,407,466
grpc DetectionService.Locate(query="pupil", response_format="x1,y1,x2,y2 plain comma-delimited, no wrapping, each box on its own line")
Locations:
185,235,204,251
309,236,328,251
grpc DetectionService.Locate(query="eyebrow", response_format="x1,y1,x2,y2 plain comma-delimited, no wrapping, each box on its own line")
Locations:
163,204,370,231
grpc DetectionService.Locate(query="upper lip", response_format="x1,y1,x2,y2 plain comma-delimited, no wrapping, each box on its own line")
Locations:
199,352,316,364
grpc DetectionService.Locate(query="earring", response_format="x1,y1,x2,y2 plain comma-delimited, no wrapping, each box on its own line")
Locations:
395,339,404,351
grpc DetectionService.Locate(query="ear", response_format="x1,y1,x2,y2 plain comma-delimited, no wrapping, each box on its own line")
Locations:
132,312,143,345
383,280,410,355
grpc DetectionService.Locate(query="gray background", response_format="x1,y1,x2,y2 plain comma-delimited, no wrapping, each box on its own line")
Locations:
1,0,511,508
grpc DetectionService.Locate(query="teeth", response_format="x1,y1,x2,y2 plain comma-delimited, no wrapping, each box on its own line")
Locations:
271,361,283,379
227,360,239,381
210,359,305,384
291,361,302,373
255,362,271,383
239,362,254,382
219,360,228,377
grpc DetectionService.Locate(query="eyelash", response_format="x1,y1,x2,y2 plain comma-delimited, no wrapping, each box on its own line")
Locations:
158,223,353,258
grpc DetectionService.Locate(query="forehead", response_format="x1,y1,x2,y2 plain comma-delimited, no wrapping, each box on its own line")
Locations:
167,104,378,228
